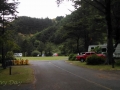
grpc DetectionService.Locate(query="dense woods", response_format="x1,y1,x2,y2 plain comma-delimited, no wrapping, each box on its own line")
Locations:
11,16,54,34
0,0,120,68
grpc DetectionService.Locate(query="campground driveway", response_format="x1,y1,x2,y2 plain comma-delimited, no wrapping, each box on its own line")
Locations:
1,60,120,90
31,60,120,90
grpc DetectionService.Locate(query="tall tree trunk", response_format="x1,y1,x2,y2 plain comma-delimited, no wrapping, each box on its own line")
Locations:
1,11,6,69
105,0,114,68
2,44,6,69
76,38,80,55
84,30,89,52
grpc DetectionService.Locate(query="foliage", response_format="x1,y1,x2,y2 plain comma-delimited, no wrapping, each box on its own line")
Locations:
91,46,102,53
86,55,105,65
34,26,57,43
31,50,40,57
44,42,54,56
21,39,34,56
68,54,76,61
6,51,15,60
34,40,40,48
55,16,64,22
37,41,45,56
1,0,120,66
57,0,120,66
115,60,120,66
11,16,54,34
0,0,19,69
58,2,107,53
0,0,19,23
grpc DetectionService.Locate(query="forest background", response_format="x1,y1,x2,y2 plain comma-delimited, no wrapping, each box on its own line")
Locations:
0,0,120,63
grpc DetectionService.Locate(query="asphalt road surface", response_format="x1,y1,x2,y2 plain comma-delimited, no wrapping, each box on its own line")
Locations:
31,60,120,90
1,60,120,90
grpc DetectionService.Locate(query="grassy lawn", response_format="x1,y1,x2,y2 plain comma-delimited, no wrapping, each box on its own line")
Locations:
0,56,68,85
15,56,68,60
0,65,34,85
67,60,120,70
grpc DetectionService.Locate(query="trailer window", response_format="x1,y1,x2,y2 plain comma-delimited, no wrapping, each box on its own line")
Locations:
102,48,106,52
91,47,94,49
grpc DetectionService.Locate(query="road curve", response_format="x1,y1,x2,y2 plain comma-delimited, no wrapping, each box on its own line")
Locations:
30,60,120,90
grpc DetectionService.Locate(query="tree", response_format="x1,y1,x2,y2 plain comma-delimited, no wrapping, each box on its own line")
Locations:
112,1,120,49
37,41,45,56
34,26,57,44
78,0,115,67
58,4,106,54
55,16,64,22
44,42,54,56
34,40,40,48
21,39,34,56
57,0,120,68
11,16,54,34
63,22,85,54
0,0,19,69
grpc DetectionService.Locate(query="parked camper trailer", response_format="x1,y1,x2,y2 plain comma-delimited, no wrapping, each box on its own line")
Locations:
88,44,120,58
14,53,22,57
114,44,120,58
88,44,107,54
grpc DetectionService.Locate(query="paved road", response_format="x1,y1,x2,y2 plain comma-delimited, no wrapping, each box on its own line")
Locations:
0,60,120,90
31,60,120,90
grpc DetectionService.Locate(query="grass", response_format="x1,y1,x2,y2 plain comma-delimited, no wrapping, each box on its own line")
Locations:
15,56,68,60
67,60,120,70
0,56,119,86
0,56,68,85
15,56,120,71
0,65,34,85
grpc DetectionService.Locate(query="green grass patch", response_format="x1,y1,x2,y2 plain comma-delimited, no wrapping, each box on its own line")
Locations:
0,66,34,85
67,61,120,70
15,56,68,60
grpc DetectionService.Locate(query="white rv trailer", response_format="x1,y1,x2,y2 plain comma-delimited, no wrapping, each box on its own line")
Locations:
88,44,120,58
114,44,120,58
14,53,22,57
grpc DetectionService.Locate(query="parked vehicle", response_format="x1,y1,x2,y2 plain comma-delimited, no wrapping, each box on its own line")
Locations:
76,52,106,62
88,44,120,58
80,52,85,55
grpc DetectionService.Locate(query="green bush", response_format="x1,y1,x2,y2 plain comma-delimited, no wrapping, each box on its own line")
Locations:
68,54,76,61
86,55,105,65
115,60,120,66
31,50,40,56
45,52,52,56
6,51,15,60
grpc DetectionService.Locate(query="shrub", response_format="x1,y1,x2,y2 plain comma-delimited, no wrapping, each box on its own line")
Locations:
68,54,76,61
45,52,52,56
86,55,105,65
115,60,120,66
31,50,40,56
6,51,15,60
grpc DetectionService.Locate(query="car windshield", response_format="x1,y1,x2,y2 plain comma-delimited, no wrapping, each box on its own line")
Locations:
80,52,85,55
86,53,90,55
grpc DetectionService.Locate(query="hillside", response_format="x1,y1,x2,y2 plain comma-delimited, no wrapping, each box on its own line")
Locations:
11,16,54,34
